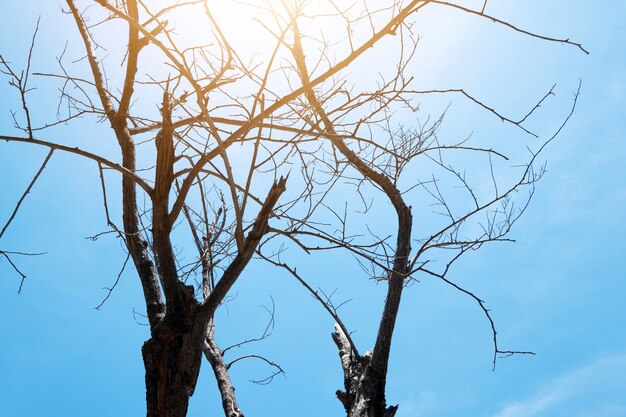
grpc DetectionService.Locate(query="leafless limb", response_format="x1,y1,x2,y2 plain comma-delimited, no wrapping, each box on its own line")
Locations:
430,1,589,54
0,17,40,138
94,251,131,310
226,354,286,385
0,149,54,240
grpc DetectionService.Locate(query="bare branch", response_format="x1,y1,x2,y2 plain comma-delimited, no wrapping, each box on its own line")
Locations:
0,149,53,240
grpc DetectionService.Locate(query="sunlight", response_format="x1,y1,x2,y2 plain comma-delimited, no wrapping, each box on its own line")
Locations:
171,1,332,54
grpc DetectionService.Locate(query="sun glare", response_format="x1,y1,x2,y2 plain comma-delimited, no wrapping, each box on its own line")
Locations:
171,1,334,54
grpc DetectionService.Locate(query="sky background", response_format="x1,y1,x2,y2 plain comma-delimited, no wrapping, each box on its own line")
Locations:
1,1,625,417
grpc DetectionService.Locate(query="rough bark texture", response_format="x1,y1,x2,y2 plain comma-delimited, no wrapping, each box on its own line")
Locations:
333,326,399,417
142,291,205,417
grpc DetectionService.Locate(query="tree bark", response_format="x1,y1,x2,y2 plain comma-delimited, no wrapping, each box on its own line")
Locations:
333,326,399,417
142,288,205,417
204,321,244,417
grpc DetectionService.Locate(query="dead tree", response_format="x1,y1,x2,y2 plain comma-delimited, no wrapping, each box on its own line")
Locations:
251,2,584,416
0,1,585,417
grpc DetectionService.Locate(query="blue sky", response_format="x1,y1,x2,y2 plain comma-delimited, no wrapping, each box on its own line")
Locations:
1,1,625,417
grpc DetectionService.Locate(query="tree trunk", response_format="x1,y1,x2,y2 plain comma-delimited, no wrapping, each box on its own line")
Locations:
346,369,398,417
333,326,398,417
142,295,205,417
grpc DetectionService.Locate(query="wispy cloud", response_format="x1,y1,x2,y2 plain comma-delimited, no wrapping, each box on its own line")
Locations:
492,392,564,417
396,390,440,417
491,353,626,417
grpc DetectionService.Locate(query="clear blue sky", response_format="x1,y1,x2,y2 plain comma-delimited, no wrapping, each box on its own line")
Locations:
1,1,625,417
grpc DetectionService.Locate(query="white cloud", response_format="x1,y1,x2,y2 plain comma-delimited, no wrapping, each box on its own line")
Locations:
490,353,626,417
396,390,440,417
492,393,563,417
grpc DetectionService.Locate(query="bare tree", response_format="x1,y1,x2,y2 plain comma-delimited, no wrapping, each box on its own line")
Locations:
0,1,586,417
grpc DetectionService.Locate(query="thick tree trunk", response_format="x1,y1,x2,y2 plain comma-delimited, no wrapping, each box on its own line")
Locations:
347,370,398,417
142,322,204,417
142,286,205,417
